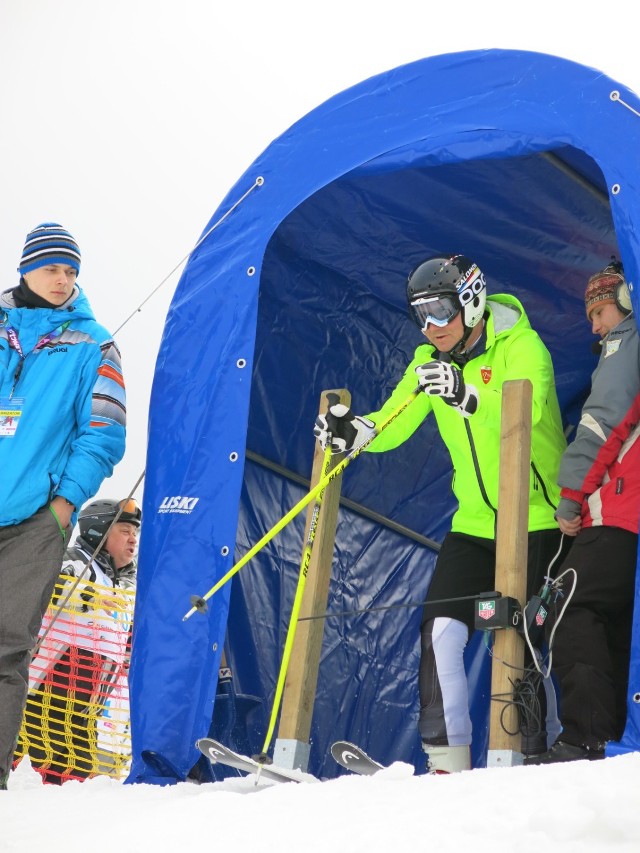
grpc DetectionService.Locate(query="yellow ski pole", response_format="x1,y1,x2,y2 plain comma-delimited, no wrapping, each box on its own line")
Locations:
182,385,421,621
254,440,334,769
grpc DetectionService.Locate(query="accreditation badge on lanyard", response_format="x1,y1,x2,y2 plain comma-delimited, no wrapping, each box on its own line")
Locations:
0,397,25,437
2,320,70,438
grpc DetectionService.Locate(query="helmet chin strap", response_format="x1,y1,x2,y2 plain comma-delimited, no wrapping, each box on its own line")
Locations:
449,317,486,363
450,327,473,357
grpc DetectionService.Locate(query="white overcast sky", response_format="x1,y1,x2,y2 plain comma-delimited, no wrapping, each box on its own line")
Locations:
1,0,639,506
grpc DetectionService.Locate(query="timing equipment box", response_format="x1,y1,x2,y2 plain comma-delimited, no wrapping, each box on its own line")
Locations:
474,592,520,631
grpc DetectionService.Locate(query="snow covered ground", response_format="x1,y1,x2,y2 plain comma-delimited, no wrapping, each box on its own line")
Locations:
2,752,639,852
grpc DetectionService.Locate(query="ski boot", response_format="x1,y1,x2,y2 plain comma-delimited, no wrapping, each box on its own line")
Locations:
422,743,471,774
523,740,604,766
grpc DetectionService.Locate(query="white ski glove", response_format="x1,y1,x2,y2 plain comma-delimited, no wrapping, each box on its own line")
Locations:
314,404,376,455
415,361,479,418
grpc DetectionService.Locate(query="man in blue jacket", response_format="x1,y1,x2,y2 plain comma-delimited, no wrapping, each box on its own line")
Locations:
0,223,126,789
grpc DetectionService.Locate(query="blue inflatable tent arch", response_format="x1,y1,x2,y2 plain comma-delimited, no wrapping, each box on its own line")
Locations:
128,48,640,783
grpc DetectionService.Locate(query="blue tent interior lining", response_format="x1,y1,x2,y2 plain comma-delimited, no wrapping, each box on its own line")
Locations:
129,49,640,784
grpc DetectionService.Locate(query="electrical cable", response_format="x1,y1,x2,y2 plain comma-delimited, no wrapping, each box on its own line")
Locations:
298,592,481,622
486,531,578,741
521,532,569,674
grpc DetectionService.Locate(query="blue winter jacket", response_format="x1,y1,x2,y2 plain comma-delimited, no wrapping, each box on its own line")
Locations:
0,285,126,527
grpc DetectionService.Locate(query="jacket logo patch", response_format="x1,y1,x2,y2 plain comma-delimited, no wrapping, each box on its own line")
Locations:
604,338,621,358
47,346,68,355
480,367,492,384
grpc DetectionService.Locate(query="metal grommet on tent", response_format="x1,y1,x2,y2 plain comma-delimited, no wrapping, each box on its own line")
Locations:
612,184,621,195
247,266,256,276
237,358,246,368
221,546,229,556
256,176,264,186
633,692,640,704
609,90,640,118
229,452,239,462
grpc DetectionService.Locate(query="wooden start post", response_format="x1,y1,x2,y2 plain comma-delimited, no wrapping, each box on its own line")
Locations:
487,378,533,767
273,389,349,770
270,380,533,769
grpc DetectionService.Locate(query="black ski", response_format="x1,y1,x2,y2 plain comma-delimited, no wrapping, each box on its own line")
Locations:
331,740,384,776
196,737,312,784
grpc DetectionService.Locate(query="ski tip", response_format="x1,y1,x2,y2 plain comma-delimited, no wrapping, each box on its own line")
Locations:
330,742,359,762
196,737,224,764
330,740,384,774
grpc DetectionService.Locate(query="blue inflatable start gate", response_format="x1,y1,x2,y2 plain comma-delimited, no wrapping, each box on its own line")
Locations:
126,49,640,783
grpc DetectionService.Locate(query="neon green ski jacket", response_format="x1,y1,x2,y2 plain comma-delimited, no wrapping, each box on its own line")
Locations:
366,295,566,538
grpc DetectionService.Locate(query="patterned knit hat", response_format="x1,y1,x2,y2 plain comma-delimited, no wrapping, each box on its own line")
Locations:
584,260,626,319
18,222,81,275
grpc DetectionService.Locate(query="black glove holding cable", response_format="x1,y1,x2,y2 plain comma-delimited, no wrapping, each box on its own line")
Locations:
414,360,479,417
314,403,376,454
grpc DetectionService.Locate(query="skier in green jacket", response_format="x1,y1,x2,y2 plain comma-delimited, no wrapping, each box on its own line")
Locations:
314,254,567,773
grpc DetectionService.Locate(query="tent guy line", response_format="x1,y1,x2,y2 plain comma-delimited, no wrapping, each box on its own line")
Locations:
112,176,265,336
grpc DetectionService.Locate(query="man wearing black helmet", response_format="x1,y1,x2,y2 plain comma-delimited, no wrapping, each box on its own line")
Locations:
74,498,141,590
314,254,567,773
22,498,140,783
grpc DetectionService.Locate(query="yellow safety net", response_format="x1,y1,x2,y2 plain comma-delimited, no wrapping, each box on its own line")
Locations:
15,576,135,785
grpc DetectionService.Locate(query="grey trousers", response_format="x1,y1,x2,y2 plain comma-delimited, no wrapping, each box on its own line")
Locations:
0,506,69,779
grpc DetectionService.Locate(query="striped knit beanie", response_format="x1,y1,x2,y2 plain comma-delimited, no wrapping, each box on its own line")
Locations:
584,261,625,319
18,222,81,275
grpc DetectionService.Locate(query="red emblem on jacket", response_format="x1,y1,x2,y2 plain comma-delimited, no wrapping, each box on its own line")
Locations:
480,367,492,384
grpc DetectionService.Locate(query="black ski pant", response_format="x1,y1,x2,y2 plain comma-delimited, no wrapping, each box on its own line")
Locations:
418,529,569,752
548,525,638,751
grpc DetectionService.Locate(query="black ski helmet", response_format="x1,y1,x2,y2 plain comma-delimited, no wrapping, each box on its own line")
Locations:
407,254,487,333
78,498,142,550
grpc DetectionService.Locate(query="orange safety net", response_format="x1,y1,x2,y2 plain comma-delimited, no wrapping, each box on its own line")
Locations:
15,576,135,785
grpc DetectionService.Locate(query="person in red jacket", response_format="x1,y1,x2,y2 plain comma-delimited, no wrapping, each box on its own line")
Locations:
526,259,640,764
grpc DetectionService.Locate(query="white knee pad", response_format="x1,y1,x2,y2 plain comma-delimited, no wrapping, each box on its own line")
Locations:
431,617,472,746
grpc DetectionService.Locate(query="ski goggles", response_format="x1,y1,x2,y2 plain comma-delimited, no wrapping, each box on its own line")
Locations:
410,294,460,329
118,498,142,525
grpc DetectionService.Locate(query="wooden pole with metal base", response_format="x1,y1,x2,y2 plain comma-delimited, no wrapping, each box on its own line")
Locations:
487,379,532,768
273,389,349,770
